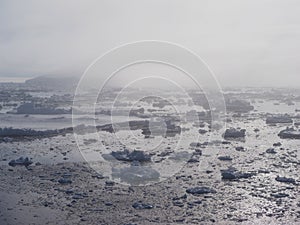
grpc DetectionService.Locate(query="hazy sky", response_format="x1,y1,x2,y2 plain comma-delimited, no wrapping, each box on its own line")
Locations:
1,0,300,87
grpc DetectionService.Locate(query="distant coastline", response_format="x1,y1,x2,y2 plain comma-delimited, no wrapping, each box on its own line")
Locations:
0,76,33,83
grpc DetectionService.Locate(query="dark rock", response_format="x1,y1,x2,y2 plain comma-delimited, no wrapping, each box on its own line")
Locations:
111,149,151,162
8,157,33,167
275,176,296,184
72,194,84,199
97,120,150,134
187,158,199,163
190,142,202,147
193,200,202,205
58,178,72,184
105,180,115,186
111,149,130,161
198,129,208,134
193,149,202,156
62,173,72,178
218,156,233,161
105,202,113,206
173,201,184,207
278,127,300,139
258,169,270,174
65,190,74,194
132,202,154,210
91,174,105,179
172,194,187,201
175,219,185,223
16,102,71,115
235,146,245,152
0,127,69,139
157,150,173,157
270,193,289,198
43,201,53,207
266,148,277,154
221,167,255,180
266,116,293,124
199,123,206,128
128,150,151,162
223,128,246,139
273,142,282,147
186,186,216,195
226,99,254,113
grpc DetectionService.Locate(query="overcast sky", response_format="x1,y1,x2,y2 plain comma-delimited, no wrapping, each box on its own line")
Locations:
0,0,300,87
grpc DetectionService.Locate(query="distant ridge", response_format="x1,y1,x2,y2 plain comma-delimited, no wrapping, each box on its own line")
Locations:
25,75,79,90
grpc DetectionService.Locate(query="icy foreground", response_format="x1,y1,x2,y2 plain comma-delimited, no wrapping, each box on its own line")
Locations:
0,85,300,224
